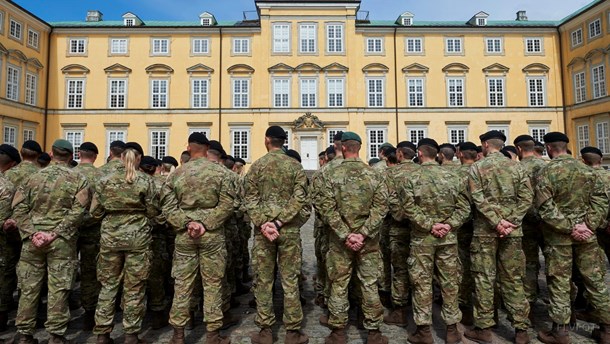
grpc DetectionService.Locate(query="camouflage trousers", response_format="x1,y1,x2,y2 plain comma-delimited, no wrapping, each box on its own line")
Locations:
598,230,610,265
457,221,473,307
409,243,461,326
223,223,239,311
544,242,610,325
94,246,151,335
0,230,21,312
326,235,383,330
522,221,545,303
378,218,392,293
252,230,303,330
16,237,77,336
471,236,530,330
77,226,101,312
314,216,329,299
389,221,410,307
169,231,226,332
147,229,169,312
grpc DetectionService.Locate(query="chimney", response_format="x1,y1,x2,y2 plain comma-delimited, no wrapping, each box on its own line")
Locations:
86,10,103,22
516,10,528,21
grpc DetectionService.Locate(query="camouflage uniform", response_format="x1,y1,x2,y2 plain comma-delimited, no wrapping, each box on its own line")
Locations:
244,149,309,331
0,175,15,313
221,168,239,311
372,160,391,295
148,174,170,313
318,157,388,330
12,161,89,336
455,163,474,307
91,163,158,335
468,151,532,330
401,161,470,325
597,167,610,265
535,155,610,325
161,157,235,332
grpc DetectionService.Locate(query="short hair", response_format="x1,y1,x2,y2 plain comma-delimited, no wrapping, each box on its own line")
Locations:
582,152,602,166
485,138,504,150
397,147,416,160
52,147,72,162
418,145,438,159
20,147,39,160
110,146,125,158
224,158,235,169
140,164,156,176
387,150,398,164
534,145,545,155
515,140,535,152
548,141,568,152
343,140,361,153
461,150,477,161
269,137,284,148
79,150,96,160
326,151,336,161
0,152,13,167
439,147,455,160
207,149,222,158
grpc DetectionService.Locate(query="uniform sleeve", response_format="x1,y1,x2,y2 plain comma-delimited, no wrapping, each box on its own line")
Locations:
401,178,434,232
54,176,90,240
386,171,405,222
12,184,35,240
202,175,235,231
160,175,191,231
585,174,609,231
145,178,161,221
359,175,389,238
0,181,15,222
89,189,106,221
507,167,533,226
244,164,267,227
276,167,309,226
535,170,572,234
469,164,503,228
318,171,351,241
445,180,472,230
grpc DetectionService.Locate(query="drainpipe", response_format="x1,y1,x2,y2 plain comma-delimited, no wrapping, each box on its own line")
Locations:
393,27,399,142
43,27,53,151
218,27,223,141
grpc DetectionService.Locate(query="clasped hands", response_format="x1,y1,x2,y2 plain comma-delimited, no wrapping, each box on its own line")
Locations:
187,221,206,239
260,221,282,242
572,223,594,242
344,233,365,252
431,223,451,238
496,219,517,238
31,231,57,248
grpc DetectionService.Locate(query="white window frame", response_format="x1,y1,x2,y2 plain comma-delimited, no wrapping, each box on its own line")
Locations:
230,128,251,161
487,125,510,143
106,130,127,157
110,38,129,55
3,125,17,147
191,78,209,108
23,128,35,142
327,78,345,108
530,126,549,156
65,130,84,161
592,64,606,99
124,18,135,27
151,38,170,56
327,128,346,147
571,28,583,47
191,37,210,55
9,19,22,41
25,73,37,106
524,37,543,55
149,129,169,160
272,23,291,53
597,122,610,155
574,71,586,103
27,28,39,49
108,78,128,109
589,18,602,39
407,77,425,107
232,38,251,55
576,124,590,153
366,78,384,108
405,37,424,54
232,78,250,108
366,126,387,160
527,77,546,107
445,37,463,54
150,79,169,109
485,37,503,54
477,18,487,26
282,128,292,150
66,78,85,109
366,37,383,54
326,23,344,54
300,78,317,108
273,78,290,108
6,64,20,102
402,17,412,26
188,128,211,139
487,77,505,107
299,23,317,54
448,126,468,145
447,77,465,107
68,38,87,55
408,126,427,144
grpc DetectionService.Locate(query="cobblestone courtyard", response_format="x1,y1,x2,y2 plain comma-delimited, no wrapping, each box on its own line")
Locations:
0,216,607,343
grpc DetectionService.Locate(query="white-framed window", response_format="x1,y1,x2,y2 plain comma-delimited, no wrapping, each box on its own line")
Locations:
592,65,606,99
597,122,610,154
447,78,465,107
273,78,290,108
66,79,85,109
326,24,344,53
282,128,291,150
300,78,317,107
232,78,249,108
445,37,463,54
487,125,509,143
69,38,87,54
408,126,427,144
110,38,128,54
477,18,487,26
200,18,212,26
23,128,35,142
448,127,467,145
150,79,168,108
124,18,135,27
574,71,586,103
192,38,209,54
6,65,20,102
366,127,387,160
485,37,502,53
589,19,602,39
366,78,384,107
327,78,344,107
487,78,505,107
233,38,250,54
25,73,37,106
9,19,22,40
27,29,39,49
188,127,211,139
3,126,17,147
571,28,583,47
109,78,127,108
191,78,209,108
231,128,250,161
150,129,169,160
577,124,590,153
527,77,546,107
327,128,346,147
407,78,425,107
65,130,84,161
151,38,170,55
402,17,412,26
405,37,423,54
273,23,290,53
525,37,543,54
366,37,383,53
299,23,316,53
106,130,127,157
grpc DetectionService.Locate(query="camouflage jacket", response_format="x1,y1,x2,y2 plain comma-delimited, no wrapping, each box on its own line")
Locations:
468,151,533,237
520,156,547,223
12,161,90,241
244,149,310,233
74,163,99,228
535,155,608,245
90,163,158,249
318,157,388,241
311,157,342,207
0,174,15,223
401,161,470,245
594,166,610,230
97,159,122,178
386,160,421,224
5,160,38,188
373,159,387,170
441,160,461,168
150,174,168,227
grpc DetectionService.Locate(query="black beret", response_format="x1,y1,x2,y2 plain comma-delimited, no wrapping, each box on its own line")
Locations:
79,142,99,154
318,151,326,157
397,141,416,151
235,157,246,165
162,156,179,167
188,132,210,145
479,130,506,142
110,140,126,149
22,140,42,154
208,140,225,154
286,149,302,163
535,141,544,148
325,146,336,155
503,145,518,155
125,142,144,156
0,144,21,164
333,131,344,142
38,152,51,163
439,143,456,152
513,135,535,145
386,147,397,156
140,156,159,167
581,146,603,157
501,150,512,159
70,160,78,167
265,126,287,140
417,138,440,151
459,141,478,152
476,145,483,153
543,132,569,144
224,155,236,163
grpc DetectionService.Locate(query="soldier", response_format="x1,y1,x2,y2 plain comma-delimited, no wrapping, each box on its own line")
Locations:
375,142,394,307
161,133,235,344
12,139,90,344
98,141,126,176
37,152,51,168
465,130,532,344
318,151,326,168
534,141,545,158
160,156,178,176
73,142,101,331
318,132,389,344
438,143,458,167
502,145,519,161
233,157,246,176
180,151,190,165
535,133,610,344
245,126,309,344
373,143,394,170
0,146,16,332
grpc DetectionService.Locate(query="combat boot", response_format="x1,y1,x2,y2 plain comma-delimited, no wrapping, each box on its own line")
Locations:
206,331,230,344
123,334,146,344
446,324,461,344
285,330,309,344
383,306,407,326
599,324,610,344
366,330,388,344
319,314,331,329
95,334,114,344
515,329,530,344
324,328,346,344
408,325,433,344
48,334,74,344
221,311,240,330
537,323,570,344
151,310,168,330
82,310,95,332
168,327,184,344
0,311,8,332
250,327,272,344
464,327,493,344
16,334,38,344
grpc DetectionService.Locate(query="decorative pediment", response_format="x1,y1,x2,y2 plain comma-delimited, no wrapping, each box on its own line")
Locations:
567,57,586,68
293,112,324,130
482,63,510,74
268,63,295,73
26,58,44,70
362,63,389,74
295,63,322,73
227,64,255,74
522,63,549,74
104,63,132,74
402,63,429,74
145,64,174,74
187,63,214,74
442,63,470,73
8,49,27,63
61,64,90,75
0,43,8,55
322,63,349,73
584,48,606,61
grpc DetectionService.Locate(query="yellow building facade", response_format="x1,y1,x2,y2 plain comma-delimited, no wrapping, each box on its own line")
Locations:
0,0,606,168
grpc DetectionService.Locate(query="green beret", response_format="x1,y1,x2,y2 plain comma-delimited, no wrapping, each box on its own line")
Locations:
52,139,73,154
543,132,569,144
379,142,394,150
580,146,603,157
341,132,362,144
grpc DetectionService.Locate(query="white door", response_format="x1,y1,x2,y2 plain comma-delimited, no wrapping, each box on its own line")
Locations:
300,136,318,170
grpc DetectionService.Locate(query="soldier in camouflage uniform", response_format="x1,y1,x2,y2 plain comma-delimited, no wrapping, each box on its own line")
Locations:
97,141,126,176
318,132,389,344
438,143,459,167
161,133,235,344
92,142,158,344
246,126,310,344
535,133,610,344
373,143,393,307
12,139,90,344
464,130,531,344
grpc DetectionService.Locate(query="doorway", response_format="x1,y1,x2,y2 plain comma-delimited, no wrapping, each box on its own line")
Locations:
299,136,318,170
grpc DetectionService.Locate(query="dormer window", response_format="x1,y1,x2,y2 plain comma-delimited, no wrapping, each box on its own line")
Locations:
199,12,216,27
122,12,142,27
470,11,489,27
477,18,487,26
402,17,412,26
397,12,414,26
